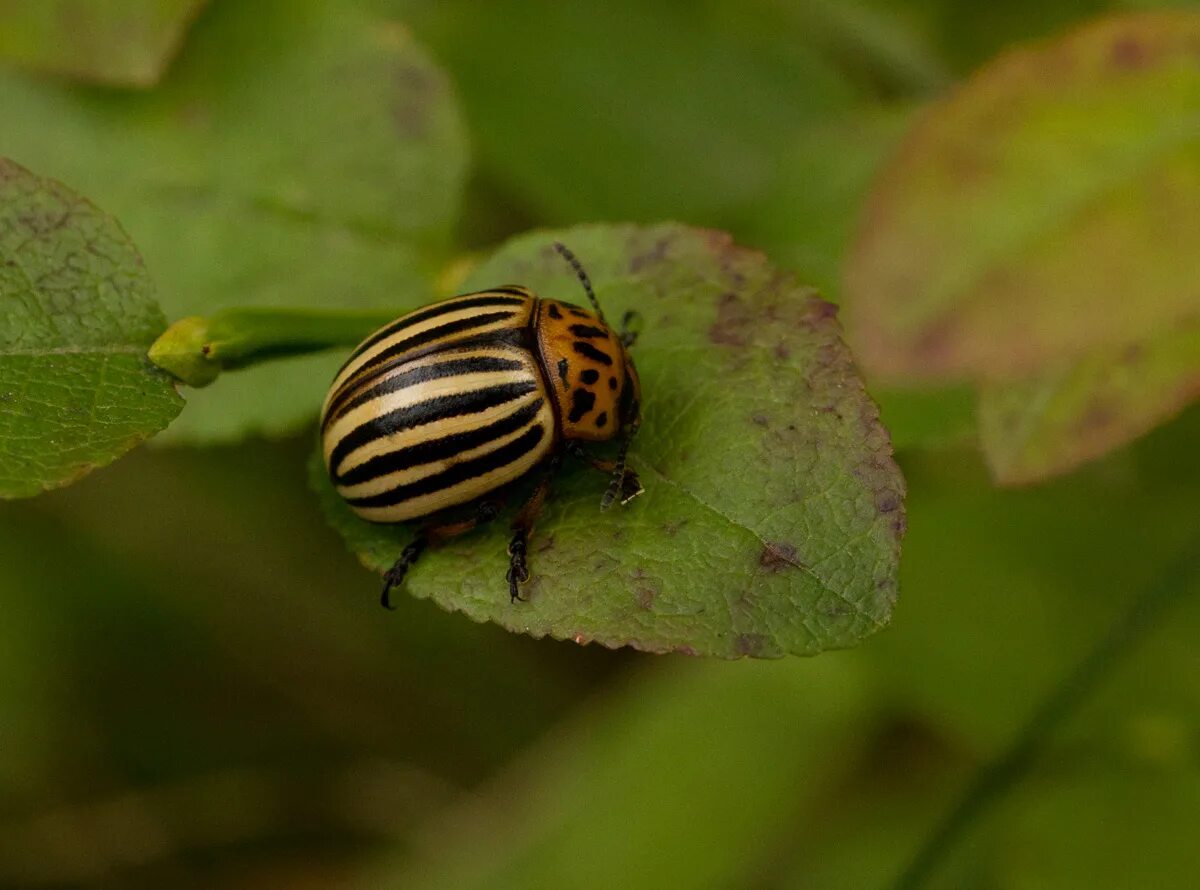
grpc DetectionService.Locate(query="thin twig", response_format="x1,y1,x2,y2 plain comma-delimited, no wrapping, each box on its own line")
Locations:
893,534,1200,889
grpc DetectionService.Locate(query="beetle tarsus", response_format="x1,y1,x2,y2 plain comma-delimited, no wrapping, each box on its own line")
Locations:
619,309,643,348
381,536,428,610
507,529,530,602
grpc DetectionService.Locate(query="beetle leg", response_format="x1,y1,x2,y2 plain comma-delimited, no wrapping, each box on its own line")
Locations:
618,309,644,348
381,535,428,610
380,498,504,610
565,441,644,508
506,456,561,602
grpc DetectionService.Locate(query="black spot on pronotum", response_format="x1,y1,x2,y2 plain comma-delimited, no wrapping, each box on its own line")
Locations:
595,411,608,428
608,376,618,390
579,369,599,384
547,303,563,319
557,357,569,385
568,388,596,422
572,341,613,365
569,323,607,340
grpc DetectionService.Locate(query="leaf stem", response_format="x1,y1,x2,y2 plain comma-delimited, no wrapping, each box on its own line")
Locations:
148,307,400,387
893,534,1200,889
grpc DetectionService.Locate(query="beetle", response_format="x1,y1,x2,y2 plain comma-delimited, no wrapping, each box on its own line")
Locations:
320,243,643,608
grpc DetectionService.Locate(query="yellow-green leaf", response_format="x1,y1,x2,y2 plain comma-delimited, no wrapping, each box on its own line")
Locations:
0,0,207,87
846,11,1200,382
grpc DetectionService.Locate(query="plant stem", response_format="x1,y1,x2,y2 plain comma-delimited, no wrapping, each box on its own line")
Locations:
893,534,1200,889
148,307,401,387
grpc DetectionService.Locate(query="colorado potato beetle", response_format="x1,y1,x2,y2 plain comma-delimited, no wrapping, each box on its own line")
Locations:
320,244,643,607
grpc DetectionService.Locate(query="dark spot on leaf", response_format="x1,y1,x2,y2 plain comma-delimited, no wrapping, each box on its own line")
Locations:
1110,36,1149,69
579,368,599,384
709,292,751,347
760,541,801,572
774,342,791,360
803,298,838,325
536,534,555,553
628,235,671,274
635,581,658,610
393,62,436,138
751,413,769,427
662,520,687,537
735,633,767,656
876,491,900,513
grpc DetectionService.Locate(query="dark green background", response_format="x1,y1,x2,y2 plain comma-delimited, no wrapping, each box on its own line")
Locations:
2,1,1199,887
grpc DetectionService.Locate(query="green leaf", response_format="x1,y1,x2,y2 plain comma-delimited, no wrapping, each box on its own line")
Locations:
846,11,1200,382
311,223,905,658
979,323,1200,485
383,0,931,227
0,0,207,87
0,0,467,443
843,11,1200,483
369,657,871,889
0,158,182,498
739,102,919,301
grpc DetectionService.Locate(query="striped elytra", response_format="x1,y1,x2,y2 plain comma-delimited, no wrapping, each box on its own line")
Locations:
323,244,643,607
321,284,640,526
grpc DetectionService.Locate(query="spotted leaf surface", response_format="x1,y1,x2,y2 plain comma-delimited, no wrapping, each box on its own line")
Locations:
312,223,905,658
0,0,467,443
0,0,207,86
845,12,1200,485
0,159,182,498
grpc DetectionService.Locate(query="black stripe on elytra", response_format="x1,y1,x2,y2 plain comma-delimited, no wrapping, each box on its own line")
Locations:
556,358,569,385
579,369,599,384
569,323,607,340
345,310,519,382
324,354,525,429
595,411,608,428
568,388,596,423
488,285,533,297
330,381,537,476
336,398,544,486
347,424,546,508
568,308,590,318
572,341,613,365
337,296,526,374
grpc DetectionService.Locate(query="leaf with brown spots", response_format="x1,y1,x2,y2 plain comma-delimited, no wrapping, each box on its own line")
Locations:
0,159,182,498
844,12,1200,484
311,223,905,658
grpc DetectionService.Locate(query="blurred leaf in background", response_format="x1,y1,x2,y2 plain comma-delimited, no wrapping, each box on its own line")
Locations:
0,0,207,86
0,0,468,442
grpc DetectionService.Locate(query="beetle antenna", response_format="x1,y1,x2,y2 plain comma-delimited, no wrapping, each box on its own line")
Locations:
553,242,605,324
